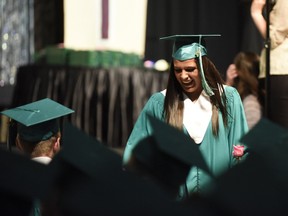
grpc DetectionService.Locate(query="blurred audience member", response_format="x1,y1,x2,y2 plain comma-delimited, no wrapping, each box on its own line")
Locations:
226,51,264,129
251,0,288,128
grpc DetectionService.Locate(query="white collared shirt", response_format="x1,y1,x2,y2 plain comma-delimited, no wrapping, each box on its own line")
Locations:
183,90,212,144
32,156,52,164
161,89,212,144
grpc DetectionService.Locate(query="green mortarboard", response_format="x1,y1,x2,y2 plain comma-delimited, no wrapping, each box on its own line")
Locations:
160,34,221,96
1,98,74,144
131,114,211,195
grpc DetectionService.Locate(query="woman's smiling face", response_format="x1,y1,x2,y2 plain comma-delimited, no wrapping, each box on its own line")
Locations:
173,58,203,100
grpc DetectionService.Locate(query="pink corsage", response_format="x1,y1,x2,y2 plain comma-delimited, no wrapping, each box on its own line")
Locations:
233,145,245,160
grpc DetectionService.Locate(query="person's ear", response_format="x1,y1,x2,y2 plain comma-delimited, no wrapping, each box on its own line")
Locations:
53,137,61,153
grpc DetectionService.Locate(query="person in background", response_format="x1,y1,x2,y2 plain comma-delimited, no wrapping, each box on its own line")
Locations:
251,0,288,128
1,98,74,165
123,35,248,200
226,51,264,129
1,98,74,216
15,129,61,165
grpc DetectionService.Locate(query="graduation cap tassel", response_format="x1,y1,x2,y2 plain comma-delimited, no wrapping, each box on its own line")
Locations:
198,48,214,96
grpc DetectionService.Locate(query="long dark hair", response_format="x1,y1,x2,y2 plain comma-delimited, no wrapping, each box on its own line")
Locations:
163,56,228,136
233,51,265,107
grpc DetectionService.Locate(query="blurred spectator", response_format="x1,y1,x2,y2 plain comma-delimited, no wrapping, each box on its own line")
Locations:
226,51,264,129
251,0,288,128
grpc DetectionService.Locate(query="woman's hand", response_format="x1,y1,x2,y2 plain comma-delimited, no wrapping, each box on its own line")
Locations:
225,64,238,86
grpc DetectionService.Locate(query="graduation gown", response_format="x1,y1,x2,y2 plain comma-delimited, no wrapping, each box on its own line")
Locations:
123,86,248,198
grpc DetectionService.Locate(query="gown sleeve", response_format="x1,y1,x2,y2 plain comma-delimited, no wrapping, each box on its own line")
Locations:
122,92,165,165
225,86,249,166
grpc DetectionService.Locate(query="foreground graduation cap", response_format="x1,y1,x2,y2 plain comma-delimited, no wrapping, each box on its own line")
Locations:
207,118,288,215
160,34,221,96
240,117,288,189
209,153,288,215
240,118,288,154
46,122,216,216
0,148,55,216
130,114,211,196
1,98,74,150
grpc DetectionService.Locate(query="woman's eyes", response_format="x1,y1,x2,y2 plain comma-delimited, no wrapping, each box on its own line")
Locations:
185,68,195,72
174,68,195,73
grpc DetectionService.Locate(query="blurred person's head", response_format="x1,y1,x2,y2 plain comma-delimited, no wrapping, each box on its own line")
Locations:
233,51,260,100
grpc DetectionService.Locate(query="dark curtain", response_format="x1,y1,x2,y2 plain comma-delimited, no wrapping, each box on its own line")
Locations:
12,66,168,148
34,0,64,52
144,0,263,76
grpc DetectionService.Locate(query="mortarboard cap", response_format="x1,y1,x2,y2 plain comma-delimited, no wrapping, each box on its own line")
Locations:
207,118,288,215
58,121,124,177
1,98,74,143
240,117,288,152
130,114,211,196
208,153,288,215
0,148,55,215
46,122,213,216
160,34,221,96
240,118,288,190
159,34,220,61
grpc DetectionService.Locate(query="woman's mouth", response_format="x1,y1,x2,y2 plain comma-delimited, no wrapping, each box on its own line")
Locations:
182,80,194,87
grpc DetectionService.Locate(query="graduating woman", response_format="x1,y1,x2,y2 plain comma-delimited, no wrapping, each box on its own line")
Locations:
123,35,248,199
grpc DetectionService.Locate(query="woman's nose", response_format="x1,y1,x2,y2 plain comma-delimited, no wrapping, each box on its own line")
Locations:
180,71,189,79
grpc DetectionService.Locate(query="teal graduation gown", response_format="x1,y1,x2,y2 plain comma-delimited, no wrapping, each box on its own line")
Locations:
123,86,248,198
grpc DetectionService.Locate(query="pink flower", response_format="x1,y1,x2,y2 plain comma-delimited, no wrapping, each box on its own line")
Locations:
233,145,245,158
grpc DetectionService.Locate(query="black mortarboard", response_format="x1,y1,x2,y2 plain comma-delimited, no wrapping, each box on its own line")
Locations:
46,122,214,216
0,148,55,216
207,118,288,215
240,118,288,190
130,114,211,196
160,34,220,96
1,98,74,150
57,121,124,177
240,118,288,151
209,153,287,215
